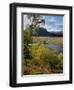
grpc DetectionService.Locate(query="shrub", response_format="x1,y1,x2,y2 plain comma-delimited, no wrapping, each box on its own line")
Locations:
31,42,59,68
57,53,63,69
24,41,63,74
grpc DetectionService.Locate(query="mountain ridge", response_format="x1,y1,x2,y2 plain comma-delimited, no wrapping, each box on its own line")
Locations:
33,27,63,37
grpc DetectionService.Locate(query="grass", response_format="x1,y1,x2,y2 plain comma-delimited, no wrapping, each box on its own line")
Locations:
33,36,63,47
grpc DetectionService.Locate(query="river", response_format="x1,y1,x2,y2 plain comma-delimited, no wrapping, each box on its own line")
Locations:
45,44,63,53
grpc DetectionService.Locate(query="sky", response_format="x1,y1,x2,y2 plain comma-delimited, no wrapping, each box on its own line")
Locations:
23,14,64,32
44,15,64,32
23,15,32,30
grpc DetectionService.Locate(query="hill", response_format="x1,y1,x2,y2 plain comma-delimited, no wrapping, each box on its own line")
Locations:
33,27,63,37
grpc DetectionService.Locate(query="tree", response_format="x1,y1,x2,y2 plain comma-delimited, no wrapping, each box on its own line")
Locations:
27,14,45,35
24,27,32,60
23,14,45,66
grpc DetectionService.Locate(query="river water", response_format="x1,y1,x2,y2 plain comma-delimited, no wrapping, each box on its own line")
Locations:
45,44,63,53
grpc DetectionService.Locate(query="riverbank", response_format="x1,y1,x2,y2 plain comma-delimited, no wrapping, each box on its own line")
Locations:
32,36,63,47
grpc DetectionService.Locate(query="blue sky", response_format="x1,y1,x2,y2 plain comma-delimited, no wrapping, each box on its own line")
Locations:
23,14,64,32
42,15,64,32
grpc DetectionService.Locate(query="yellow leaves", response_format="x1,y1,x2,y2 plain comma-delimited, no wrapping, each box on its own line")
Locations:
31,42,56,66
31,43,46,59
57,53,63,65
58,53,63,60
24,41,63,75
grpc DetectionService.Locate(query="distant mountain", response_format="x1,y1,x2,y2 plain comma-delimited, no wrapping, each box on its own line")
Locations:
33,27,63,37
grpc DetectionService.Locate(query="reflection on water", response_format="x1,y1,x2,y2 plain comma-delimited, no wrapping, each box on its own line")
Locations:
45,44,63,53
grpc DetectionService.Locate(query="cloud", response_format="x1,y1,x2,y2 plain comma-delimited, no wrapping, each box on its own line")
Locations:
23,14,64,32
23,15,32,30
44,15,64,32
